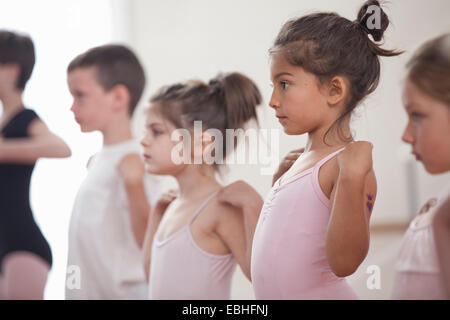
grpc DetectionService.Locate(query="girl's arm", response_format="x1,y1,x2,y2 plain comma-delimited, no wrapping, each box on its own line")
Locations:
0,118,71,163
326,141,376,277
142,191,176,282
432,195,450,299
217,181,264,280
118,154,152,248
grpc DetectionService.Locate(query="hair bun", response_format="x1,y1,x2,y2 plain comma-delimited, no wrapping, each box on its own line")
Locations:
357,0,389,42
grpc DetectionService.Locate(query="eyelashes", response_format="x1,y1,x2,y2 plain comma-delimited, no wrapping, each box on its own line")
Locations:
280,81,290,90
269,81,290,90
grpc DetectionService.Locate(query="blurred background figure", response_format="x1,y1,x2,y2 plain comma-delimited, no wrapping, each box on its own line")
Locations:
391,33,450,300
0,0,449,299
0,30,71,299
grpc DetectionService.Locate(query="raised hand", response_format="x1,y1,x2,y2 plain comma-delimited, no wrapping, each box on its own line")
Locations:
337,141,373,177
272,148,304,186
153,189,178,217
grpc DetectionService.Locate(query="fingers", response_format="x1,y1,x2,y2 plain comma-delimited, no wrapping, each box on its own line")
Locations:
284,148,304,161
158,189,178,204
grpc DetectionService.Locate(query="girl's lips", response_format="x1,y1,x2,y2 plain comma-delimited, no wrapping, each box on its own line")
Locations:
143,154,152,161
412,152,421,161
277,116,288,124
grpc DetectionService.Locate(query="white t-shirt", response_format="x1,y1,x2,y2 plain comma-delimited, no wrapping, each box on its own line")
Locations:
65,139,160,300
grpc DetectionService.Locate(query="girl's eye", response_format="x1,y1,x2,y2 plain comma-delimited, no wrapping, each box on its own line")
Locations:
152,129,163,136
280,81,289,90
410,112,424,120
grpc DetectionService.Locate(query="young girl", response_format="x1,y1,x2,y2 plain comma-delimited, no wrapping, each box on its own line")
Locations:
0,30,71,299
218,0,402,299
141,72,262,299
391,33,450,300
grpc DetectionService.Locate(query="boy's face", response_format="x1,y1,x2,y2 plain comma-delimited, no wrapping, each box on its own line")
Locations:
67,66,114,132
0,63,18,96
402,79,450,174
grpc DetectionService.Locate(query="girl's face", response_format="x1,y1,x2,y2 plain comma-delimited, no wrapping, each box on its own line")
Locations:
140,107,187,176
269,53,331,135
402,79,450,174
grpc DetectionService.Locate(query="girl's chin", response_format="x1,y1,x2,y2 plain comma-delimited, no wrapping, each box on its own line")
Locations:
283,126,306,135
145,163,177,176
423,162,450,175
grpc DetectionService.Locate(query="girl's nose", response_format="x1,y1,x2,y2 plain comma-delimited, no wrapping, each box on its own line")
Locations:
140,134,150,148
268,90,279,110
401,122,414,145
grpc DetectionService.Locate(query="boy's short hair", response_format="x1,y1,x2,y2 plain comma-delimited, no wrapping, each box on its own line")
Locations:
68,44,146,115
0,30,35,90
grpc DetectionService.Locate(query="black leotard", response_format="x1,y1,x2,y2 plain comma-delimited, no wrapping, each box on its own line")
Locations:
0,108,52,273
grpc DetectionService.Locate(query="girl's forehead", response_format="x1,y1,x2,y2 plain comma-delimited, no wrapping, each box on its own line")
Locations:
145,107,174,128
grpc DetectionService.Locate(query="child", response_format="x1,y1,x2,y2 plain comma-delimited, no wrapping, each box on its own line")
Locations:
66,44,160,299
218,0,402,299
141,72,262,299
391,33,450,300
0,30,71,299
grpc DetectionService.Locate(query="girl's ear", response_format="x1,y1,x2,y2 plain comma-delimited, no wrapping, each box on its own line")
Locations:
326,76,348,107
201,130,214,151
111,84,131,112
201,130,221,164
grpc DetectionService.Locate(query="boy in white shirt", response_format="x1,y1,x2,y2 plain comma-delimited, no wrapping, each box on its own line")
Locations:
65,44,159,299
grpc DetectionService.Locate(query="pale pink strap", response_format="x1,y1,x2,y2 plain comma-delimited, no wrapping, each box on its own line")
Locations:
189,190,220,224
314,147,346,170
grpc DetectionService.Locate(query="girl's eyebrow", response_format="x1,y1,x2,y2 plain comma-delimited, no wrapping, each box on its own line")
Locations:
274,72,294,80
404,102,421,110
146,122,165,128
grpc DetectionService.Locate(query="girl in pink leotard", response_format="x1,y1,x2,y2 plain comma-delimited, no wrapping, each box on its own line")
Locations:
218,0,402,299
391,33,450,300
141,72,263,299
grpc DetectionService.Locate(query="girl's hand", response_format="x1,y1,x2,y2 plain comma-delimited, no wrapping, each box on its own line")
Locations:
272,148,304,186
338,141,373,177
217,181,263,211
154,190,177,217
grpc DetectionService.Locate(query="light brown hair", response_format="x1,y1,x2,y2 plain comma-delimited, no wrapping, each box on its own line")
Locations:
407,33,450,107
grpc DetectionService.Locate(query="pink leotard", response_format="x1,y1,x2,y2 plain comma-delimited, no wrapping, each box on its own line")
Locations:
148,191,237,299
251,148,359,299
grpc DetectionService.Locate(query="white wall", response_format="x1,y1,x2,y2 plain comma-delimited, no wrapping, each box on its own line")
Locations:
1,0,449,300
129,0,450,226
128,0,450,299
0,0,133,299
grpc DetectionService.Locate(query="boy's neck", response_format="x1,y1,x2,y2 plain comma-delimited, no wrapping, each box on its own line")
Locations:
101,116,133,146
0,90,24,114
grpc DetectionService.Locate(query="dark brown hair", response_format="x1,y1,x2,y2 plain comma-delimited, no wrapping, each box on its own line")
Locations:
407,33,450,107
0,30,35,90
150,72,262,167
68,44,146,115
270,0,403,143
